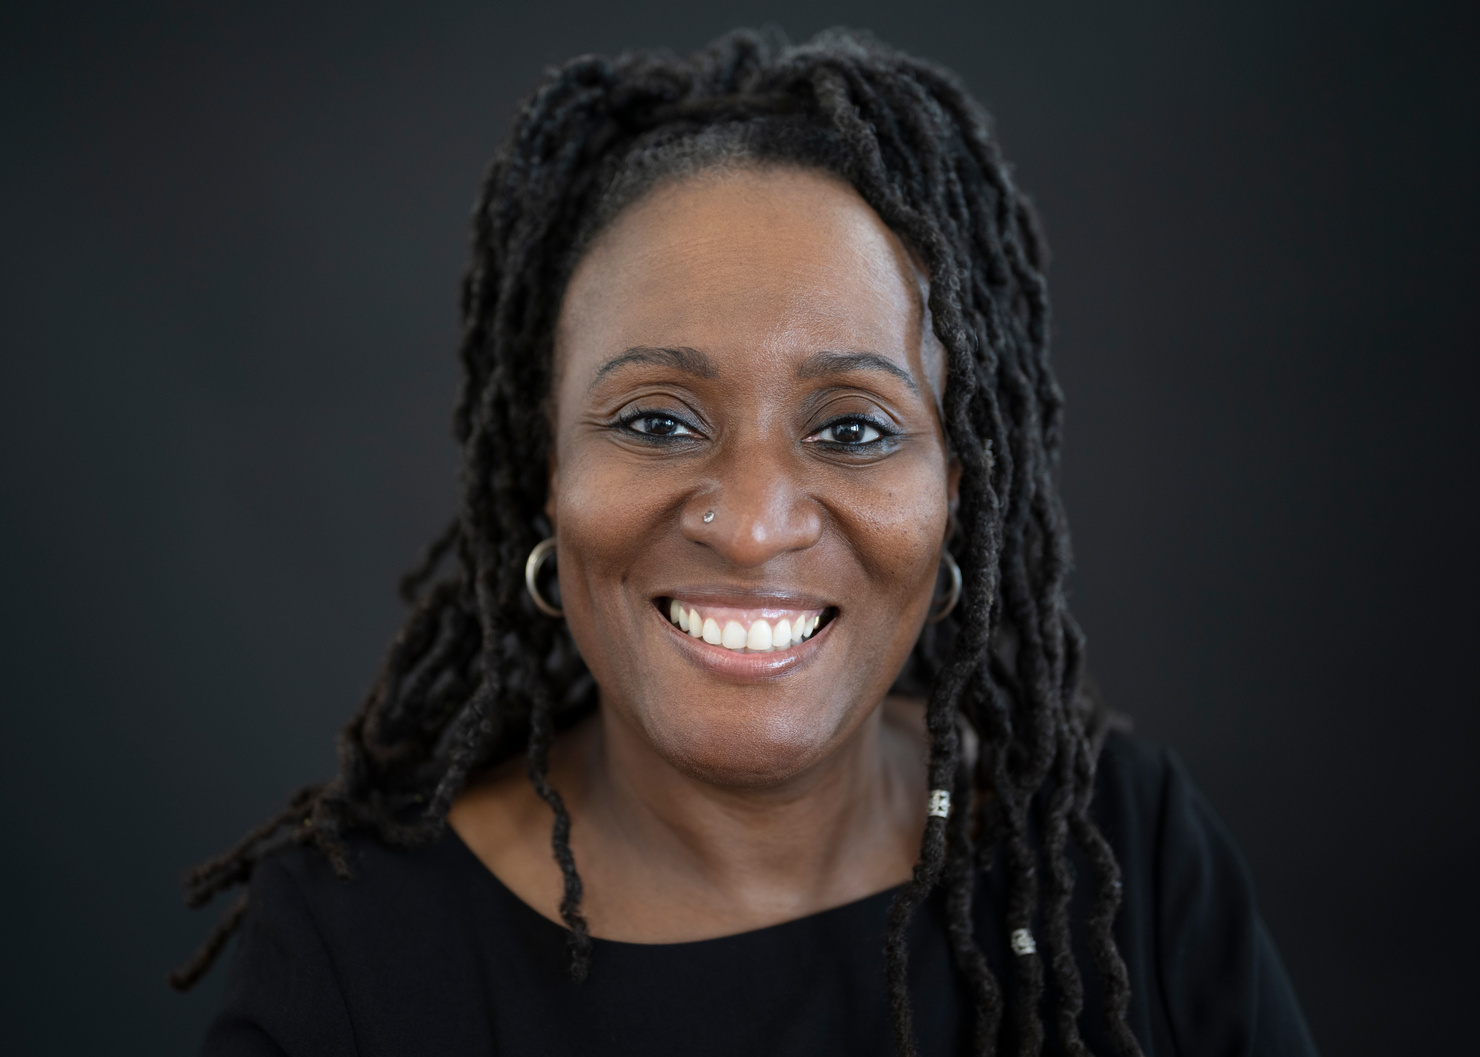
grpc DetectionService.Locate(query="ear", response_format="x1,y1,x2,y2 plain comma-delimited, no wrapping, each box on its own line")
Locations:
545,446,560,529
945,456,962,543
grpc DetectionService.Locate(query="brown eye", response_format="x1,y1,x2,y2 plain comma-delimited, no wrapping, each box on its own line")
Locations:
810,417,886,446
641,416,680,435
621,411,698,438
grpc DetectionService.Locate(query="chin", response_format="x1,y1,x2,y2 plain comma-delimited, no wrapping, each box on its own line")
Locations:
640,697,848,788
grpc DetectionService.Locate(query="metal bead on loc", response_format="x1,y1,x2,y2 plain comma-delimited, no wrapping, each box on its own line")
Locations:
1010,928,1037,956
926,789,951,818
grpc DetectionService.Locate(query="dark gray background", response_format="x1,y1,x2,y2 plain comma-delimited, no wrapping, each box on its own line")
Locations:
2,1,1475,1053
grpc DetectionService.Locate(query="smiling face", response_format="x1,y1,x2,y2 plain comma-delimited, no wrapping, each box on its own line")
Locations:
548,165,956,787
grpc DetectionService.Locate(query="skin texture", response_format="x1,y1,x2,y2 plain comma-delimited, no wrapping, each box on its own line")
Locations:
450,166,960,942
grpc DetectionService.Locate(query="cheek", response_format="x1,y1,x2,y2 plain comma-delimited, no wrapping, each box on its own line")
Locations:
553,452,648,597
549,447,684,671
844,464,951,605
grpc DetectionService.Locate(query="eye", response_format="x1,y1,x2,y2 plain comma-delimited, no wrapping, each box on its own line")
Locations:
620,411,699,438
809,417,887,446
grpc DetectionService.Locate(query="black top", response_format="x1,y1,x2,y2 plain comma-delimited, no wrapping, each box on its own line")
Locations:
201,734,1319,1056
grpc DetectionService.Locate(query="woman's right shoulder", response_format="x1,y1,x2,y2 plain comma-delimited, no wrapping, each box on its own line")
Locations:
245,827,489,955
203,828,513,1055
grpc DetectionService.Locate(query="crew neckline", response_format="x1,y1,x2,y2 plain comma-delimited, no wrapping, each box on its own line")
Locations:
439,823,905,951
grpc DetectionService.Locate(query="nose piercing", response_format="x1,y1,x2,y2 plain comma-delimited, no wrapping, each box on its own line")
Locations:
702,510,715,523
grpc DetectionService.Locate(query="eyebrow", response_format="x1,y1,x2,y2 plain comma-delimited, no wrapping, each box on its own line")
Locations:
587,345,921,398
588,346,718,391
796,350,921,397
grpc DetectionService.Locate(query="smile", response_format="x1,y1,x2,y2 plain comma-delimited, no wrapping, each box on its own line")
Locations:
660,598,833,653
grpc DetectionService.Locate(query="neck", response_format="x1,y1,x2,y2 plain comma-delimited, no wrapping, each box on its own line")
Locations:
555,695,927,937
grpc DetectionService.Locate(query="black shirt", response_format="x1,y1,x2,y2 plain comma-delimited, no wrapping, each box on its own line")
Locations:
201,733,1319,1056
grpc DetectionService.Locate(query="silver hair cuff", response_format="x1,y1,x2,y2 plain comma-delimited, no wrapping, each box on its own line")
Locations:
926,789,951,818
1010,928,1037,956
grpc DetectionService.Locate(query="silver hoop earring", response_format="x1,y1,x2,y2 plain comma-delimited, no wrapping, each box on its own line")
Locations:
927,550,962,624
524,537,563,618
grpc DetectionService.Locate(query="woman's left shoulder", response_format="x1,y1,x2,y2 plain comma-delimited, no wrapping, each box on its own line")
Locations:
1086,730,1322,1057
1086,729,1257,883
1088,729,1260,963
1087,728,1183,829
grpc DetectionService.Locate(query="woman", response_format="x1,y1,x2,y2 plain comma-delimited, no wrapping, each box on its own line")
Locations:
177,29,1319,1057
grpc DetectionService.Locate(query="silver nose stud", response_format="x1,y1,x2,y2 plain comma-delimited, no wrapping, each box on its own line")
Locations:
702,510,715,523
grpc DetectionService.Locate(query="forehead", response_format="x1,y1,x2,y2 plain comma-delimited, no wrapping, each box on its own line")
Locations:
554,166,927,380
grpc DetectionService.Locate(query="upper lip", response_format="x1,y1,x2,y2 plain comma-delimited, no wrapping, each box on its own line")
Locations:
653,584,836,610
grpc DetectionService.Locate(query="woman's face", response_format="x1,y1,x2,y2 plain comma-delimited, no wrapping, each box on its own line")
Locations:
548,166,956,787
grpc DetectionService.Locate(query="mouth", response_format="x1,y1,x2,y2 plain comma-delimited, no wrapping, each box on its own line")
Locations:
656,597,837,654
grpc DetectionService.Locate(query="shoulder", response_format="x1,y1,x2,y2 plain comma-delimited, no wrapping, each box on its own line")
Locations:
204,830,509,1055
250,829,488,955
1088,729,1240,877
1087,728,1256,943
1089,726,1179,820
202,842,364,1056
1085,731,1320,1057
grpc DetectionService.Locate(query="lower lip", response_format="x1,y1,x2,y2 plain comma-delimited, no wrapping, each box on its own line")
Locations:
653,604,833,682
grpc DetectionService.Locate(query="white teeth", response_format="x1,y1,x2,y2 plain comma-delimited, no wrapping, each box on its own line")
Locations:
666,601,825,652
721,620,747,650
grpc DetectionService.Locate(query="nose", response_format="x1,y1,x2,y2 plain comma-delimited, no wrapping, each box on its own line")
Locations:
681,445,822,568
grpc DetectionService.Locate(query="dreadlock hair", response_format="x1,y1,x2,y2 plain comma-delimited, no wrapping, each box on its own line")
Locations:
171,27,1143,1057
